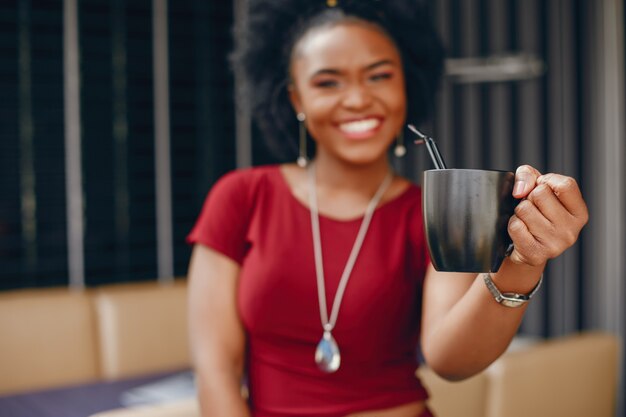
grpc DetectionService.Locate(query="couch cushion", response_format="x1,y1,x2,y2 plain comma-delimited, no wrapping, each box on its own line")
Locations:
95,282,190,380
418,366,487,417
0,288,99,395
485,332,619,417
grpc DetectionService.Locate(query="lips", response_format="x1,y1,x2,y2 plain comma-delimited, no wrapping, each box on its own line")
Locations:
337,117,382,139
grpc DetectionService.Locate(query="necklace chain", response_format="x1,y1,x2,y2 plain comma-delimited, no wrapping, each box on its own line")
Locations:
308,164,393,332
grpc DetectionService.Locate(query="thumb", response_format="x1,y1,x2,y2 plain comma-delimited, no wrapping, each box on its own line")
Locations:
513,165,542,199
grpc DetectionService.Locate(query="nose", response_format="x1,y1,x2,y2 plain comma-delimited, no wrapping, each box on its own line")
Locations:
341,84,373,110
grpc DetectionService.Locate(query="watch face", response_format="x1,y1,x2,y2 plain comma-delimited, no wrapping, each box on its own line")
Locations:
501,293,529,308
501,298,525,308
483,273,538,308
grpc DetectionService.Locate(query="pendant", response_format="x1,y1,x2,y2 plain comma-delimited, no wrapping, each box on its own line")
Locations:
315,330,341,373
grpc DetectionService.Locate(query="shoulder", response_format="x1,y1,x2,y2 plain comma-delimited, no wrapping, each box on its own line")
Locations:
187,165,283,256
214,164,280,189
383,178,424,233
386,176,422,210
387,179,429,269
197,164,282,218
397,177,421,196
209,164,281,200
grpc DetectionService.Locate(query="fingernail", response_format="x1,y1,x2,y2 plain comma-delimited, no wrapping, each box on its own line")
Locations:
513,180,525,195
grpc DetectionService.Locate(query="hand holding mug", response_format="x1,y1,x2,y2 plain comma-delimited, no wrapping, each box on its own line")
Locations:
507,165,589,267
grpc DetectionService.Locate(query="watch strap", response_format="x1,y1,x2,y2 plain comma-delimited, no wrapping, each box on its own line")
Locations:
483,273,543,308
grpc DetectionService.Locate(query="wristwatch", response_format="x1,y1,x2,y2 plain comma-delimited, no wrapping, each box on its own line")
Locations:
482,273,543,308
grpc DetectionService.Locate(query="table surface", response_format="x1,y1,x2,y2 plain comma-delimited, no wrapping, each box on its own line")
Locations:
0,370,191,417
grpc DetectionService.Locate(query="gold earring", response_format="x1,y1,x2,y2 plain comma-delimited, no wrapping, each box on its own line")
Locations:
297,113,308,167
394,129,407,157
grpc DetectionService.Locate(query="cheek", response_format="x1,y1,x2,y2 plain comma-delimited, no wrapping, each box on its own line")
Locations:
302,96,338,129
377,77,407,117
383,88,407,138
300,112,330,144
390,79,408,115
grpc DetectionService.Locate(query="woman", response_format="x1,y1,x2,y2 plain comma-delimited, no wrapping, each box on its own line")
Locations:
186,1,589,416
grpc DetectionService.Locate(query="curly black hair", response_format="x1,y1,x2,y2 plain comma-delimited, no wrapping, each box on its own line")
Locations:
231,0,445,161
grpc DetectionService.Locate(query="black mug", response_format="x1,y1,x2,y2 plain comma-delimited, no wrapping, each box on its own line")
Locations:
422,169,517,272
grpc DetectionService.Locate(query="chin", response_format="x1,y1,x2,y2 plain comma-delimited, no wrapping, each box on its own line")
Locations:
339,149,390,166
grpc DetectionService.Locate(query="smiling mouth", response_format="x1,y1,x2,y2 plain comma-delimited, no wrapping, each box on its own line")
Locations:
338,118,381,135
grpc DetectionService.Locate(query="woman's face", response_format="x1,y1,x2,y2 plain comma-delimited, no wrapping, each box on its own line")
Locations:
289,22,406,166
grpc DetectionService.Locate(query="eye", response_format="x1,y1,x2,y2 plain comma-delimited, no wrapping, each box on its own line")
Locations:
369,72,393,82
313,79,340,88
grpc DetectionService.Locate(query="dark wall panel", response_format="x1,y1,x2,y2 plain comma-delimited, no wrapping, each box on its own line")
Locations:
0,1,68,290
0,0,236,289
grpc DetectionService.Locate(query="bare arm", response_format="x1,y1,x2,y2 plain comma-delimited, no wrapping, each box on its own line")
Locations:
421,261,542,380
187,244,250,417
421,165,589,381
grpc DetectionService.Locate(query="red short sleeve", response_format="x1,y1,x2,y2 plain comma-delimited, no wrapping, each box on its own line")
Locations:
186,170,252,264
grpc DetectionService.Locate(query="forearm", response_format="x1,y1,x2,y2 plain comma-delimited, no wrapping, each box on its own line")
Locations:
187,246,250,417
422,259,544,380
196,367,251,417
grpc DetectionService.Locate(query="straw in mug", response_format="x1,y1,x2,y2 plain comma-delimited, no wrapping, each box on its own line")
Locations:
407,124,447,170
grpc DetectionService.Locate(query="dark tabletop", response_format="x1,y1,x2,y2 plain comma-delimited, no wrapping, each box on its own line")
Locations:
0,370,189,417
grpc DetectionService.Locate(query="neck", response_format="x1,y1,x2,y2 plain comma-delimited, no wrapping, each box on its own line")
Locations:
311,154,392,195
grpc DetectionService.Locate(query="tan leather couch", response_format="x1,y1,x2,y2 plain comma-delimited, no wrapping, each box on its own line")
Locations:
0,281,620,417
94,282,189,380
0,280,189,396
419,331,620,417
0,288,100,394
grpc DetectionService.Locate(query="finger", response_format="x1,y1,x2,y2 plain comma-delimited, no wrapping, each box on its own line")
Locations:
513,165,542,199
526,183,574,226
511,192,583,262
537,174,589,220
507,214,546,266
513,197,558,243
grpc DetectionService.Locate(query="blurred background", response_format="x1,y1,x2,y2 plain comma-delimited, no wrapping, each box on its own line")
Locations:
0,0,624,415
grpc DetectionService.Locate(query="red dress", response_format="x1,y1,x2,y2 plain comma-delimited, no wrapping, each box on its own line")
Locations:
188,165,430,417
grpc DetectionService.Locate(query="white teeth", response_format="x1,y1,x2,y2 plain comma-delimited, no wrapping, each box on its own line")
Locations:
339,118,380,133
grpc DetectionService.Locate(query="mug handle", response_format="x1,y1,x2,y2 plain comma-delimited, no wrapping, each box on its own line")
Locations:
505,243,515,257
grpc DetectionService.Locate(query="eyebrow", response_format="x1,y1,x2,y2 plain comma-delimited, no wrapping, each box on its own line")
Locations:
309,59,396,78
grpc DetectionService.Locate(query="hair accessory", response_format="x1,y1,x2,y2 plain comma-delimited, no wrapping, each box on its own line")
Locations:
394,129,406,157
326,0,338,7
308,164,393,372
297,112,308,167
